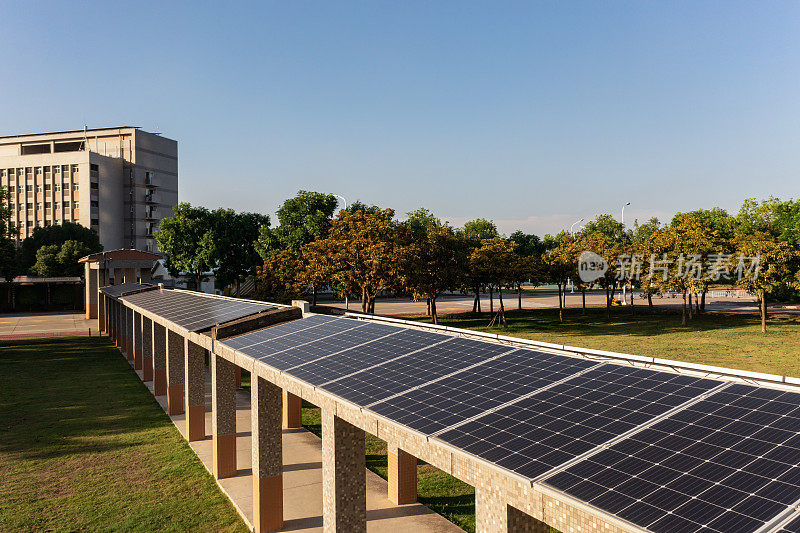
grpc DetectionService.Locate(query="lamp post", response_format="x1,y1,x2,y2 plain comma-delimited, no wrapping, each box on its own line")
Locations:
333,194,349,310
621,202,631,305
570,218,584,236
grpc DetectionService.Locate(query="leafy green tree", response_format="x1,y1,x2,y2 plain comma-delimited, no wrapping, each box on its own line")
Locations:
0,186,17,281
154,203,215,290
460,218,499,312
31,240,92,277
210,209,270,293
543,232,578,322
470,238,517,327
255,190,338,259
305,208,402,313
19,222,101,274
400,215,469,324
733,231,798,333
462,218,499,240
509,231,545,310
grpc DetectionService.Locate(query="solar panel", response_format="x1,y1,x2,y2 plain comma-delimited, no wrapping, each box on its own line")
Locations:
545,383,800,533
122,289,275,332
284,328,446,387
436,365,721,480
322,337,516,406
222,314,339,350
778,514,800,533
369,349,597,435
100,283,154,298
240,320,401,371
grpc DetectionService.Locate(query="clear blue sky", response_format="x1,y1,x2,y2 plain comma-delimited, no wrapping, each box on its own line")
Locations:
2,1,799,235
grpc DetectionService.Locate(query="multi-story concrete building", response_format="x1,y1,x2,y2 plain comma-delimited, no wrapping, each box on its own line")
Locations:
0,127,178,252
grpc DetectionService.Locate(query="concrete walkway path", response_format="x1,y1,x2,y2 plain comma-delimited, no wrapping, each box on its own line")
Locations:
0,311,96,338
133,365,460,533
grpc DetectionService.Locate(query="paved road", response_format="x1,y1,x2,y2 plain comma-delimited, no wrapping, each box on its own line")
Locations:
0,311,97,338
320,292,785,317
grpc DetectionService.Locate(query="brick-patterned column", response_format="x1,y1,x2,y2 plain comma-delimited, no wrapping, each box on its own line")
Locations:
476,483,506,533
98,288,106,333
212,353,237,479
133,312,143,371
115,302,123,349
142,316,154,382
387,445,417,504
185,339,206,441
152,322,167,396
507,505,550,533
166,329,185,415
322,410,366,533
126,307,134,362
108,300,115,343
282,391,302,429
251,375,283,532
235,366,242,388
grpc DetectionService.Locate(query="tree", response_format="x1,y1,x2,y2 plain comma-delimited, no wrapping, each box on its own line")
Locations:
254,249,306,303
461,219,499,312
209,209,270,293
255,191,338,304
307,208,402,314
19,222,101,274
733,232,798,333
30,240,92,277
400,216,469,324
470,238,517,327
0,186,16,281
543,232,577,322
154,203,215,290
632,218,662,312
509,231,545,310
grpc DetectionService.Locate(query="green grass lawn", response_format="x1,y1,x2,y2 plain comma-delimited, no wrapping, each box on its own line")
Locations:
412,306,800,378
0,336,247,532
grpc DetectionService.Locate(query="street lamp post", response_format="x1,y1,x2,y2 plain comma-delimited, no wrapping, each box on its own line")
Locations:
570,218,585,236
333,194,349,310
621,202,631,305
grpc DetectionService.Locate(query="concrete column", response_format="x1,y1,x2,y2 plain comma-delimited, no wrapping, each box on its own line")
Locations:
114,302,122,349
185,339,206,441
85,263,97,319
123,267,136,283
108,299,115,343
142,316,153,382
476,483,507,533
125,307,134,362
282,391,302,429
235,366,242,388
133,312,143,370
387,445,417,505
152,322,167,396
251,375,283,532
166,329,185,415
212,353,237,479
98,289,106,333
322,410,366,533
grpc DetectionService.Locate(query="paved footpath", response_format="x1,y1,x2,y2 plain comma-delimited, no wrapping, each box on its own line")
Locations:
135,365,460,533
0,311,97,338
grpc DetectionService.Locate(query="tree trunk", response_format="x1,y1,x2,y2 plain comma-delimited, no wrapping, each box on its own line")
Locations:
581,288,586,316
701,290,706,311
688,291,693,320
361,286,367,313
647,291,653,312
498,286,507,326
605,285,611,320
431,297,438,325
694,293,700,313
312,285,318,307
761,290,767,333
558,283,563,323
489,286,494,314
472,285,480,313
682,289,687,326
426,298,431,316
630,282,635,317
369,297,375,314
517,285,522,310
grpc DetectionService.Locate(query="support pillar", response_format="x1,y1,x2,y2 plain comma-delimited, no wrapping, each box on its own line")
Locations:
251,375,283,532
108,300,115,343
185,339,206,441
125,307,134,362
235,366,242,388
152,322,167,396
133,312,143,370
388,445,417,505
166,329,185,415
99,290,106,334
476,483,507,533
322,410,366,533
85,263,98,319
507,505,550,533
142,316,153,382
282,391,301,429
212,353,237,479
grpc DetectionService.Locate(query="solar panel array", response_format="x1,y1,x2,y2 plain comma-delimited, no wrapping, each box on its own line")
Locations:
100,282,155,298
121,289,276,332
205,313,800,532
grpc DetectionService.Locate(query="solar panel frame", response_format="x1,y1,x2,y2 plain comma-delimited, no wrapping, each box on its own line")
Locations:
100,283,155,298
121,289,276,332
435,365,722,481
221,314,340,350
368,349,599,435
321,337,518,406
545,383,800,533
